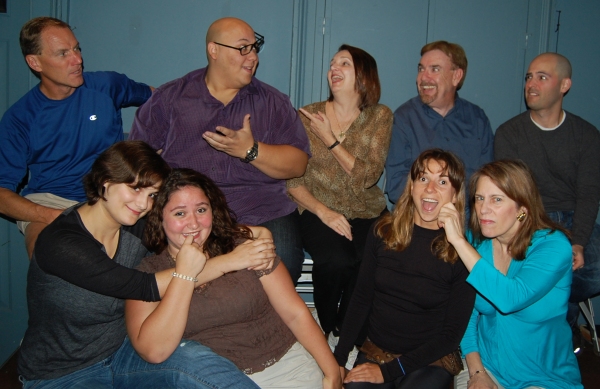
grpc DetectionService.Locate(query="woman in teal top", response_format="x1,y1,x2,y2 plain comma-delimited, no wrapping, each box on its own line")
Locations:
438,160,582,389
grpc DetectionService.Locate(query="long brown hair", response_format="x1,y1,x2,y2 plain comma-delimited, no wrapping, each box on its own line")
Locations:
469,160,568,260
375,149,466,263
144,168,253,257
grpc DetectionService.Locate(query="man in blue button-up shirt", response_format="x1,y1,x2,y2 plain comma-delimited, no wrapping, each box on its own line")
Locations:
385,41,493,204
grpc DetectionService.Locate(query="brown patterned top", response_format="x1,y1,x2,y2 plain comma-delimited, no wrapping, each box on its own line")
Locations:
138,251,296,374
287,101,393,219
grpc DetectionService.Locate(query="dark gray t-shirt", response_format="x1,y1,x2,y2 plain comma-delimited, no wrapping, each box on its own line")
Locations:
18,205,159,380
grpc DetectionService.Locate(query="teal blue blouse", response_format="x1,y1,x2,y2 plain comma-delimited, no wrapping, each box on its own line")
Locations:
461,229,582,388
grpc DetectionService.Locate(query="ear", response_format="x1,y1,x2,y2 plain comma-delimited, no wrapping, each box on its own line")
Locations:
25,54,42,73
560,77,572,94
452,68,464,87
451,191,458,204
207,42,218,60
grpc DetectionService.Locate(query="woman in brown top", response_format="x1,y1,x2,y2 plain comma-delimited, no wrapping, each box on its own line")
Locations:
287,44,393,338
125,168,341,389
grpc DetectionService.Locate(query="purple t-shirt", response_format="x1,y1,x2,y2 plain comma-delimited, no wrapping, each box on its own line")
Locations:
130,67,310,225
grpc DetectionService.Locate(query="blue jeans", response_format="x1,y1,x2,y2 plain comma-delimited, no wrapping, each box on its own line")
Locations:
21,337,259,389
547,211,600,328
260,210,304,286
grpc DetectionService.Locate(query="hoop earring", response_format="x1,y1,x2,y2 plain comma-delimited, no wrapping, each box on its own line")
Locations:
517,212,526,222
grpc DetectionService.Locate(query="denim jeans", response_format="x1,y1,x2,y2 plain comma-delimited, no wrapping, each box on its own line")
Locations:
21,337,259,389
259,209,304,286
547,211,600,328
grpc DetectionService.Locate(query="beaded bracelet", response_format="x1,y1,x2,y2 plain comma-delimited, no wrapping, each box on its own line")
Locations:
172,272,198,283
469,369,486,379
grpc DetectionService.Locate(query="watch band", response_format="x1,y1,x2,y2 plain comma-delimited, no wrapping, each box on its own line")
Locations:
241,141,259,163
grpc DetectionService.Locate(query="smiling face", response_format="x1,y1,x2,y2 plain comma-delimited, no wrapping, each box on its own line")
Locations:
209,19,258,90
416,49,463,114
328,50,357,96
102,182,160,226
162,186,213,255
411,159,458,229
26,26,83,99
474,176,525,243
524,54,570,113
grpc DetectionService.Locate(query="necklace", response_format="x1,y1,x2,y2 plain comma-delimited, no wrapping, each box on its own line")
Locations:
328,102,359,139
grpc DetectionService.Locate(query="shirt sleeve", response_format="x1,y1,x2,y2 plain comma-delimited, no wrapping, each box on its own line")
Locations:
466,231,571,314
349,105,393,197
571,122,600,246
265,93,311,155
0,109,29,191
35,218,160,302
384,110,412,204
380,260,476,381
85,71,152,108
129,87,169,149
459,306,481,356
478,114,494,166
494,122,520,161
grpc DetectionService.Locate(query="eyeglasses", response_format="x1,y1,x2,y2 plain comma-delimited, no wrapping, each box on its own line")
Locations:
213,32,264,56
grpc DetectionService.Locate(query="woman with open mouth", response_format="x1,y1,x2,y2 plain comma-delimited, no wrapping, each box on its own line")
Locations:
334,149,475,389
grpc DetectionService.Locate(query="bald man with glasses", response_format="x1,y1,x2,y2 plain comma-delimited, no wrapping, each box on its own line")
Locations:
131,17,310,285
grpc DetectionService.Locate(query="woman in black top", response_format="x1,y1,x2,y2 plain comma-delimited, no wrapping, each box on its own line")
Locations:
333,149,475,389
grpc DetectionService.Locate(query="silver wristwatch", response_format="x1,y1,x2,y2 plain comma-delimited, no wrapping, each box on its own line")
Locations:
241,141,258,163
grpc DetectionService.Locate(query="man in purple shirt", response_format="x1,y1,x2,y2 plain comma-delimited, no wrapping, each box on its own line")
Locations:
130,17,310,284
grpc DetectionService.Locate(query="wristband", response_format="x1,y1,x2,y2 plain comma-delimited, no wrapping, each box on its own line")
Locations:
328,140,340,150
172,272,198,283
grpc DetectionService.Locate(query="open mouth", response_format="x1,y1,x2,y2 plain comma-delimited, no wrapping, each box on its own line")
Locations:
421,198,438,212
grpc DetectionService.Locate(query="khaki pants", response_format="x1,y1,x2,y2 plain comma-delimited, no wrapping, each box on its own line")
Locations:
16,193,78,233
247,342,323,388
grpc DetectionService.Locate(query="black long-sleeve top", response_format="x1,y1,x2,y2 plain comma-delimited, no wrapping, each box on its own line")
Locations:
334,224,475,382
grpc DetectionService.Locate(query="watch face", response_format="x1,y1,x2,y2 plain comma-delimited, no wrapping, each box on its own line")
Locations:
242,142,258,162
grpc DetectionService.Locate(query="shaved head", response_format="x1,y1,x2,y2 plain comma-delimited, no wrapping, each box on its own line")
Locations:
534,52,572,79
206,17,253,47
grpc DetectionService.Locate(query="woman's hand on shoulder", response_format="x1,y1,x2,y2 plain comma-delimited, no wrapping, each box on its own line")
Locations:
175,234,207,278
437,202,465,244
299,108,336,146
467,370,497,389
227,238,276,271
318,208,353,240
344,362,384,384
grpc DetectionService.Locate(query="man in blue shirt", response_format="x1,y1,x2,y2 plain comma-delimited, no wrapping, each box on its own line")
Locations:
0,17,153,257
385,41,493,204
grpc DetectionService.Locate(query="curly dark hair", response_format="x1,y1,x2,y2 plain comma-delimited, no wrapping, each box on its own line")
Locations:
145,168,253,256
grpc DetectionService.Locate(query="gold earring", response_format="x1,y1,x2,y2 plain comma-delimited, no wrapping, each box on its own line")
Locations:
517,212,526,222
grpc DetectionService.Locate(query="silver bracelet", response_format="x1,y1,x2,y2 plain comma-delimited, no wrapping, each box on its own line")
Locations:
469,369,486,379
172,272,198,283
